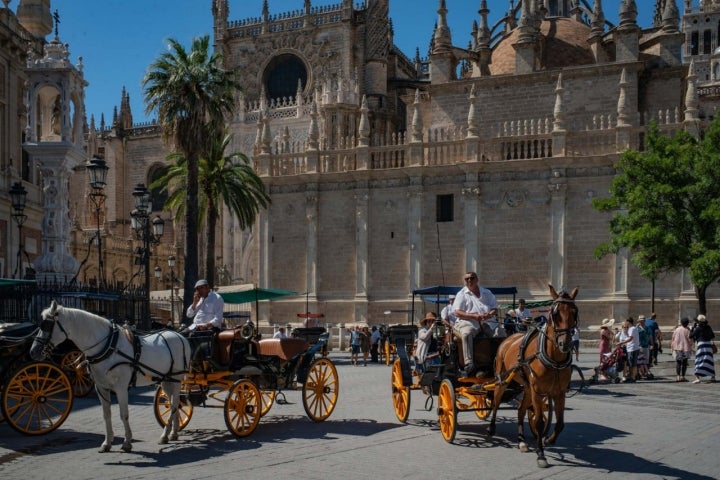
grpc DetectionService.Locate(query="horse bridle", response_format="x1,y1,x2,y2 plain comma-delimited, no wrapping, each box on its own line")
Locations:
535,296,578,370
36,311,119,364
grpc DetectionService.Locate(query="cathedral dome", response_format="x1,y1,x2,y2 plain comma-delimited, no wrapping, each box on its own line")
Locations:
489,17,595,75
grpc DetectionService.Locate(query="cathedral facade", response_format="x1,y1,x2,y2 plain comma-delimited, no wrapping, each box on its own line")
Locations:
4,1,720,327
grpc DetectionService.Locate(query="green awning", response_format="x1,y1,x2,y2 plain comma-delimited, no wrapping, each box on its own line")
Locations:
219,287,297,304
501,299,554,310
0,278,37,287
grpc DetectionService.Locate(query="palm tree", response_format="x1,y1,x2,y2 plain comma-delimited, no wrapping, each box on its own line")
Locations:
152,130,271,286
142,35,239,322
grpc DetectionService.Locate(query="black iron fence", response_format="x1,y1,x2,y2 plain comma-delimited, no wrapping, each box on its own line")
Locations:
0,280,151,330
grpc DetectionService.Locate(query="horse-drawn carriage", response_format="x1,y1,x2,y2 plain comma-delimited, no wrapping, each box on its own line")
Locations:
391,285,579,468
153,319,339,438
382,324,418,366
292,312,329,357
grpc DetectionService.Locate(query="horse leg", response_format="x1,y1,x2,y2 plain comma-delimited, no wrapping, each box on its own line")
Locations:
159,382,179,444
97,386,114,453
531,393,549,468
487,383,506,437
115,389,133,452
517,390,530,453
546,393,565,445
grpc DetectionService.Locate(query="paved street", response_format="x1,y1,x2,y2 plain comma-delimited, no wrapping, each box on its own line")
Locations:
0,352,718,480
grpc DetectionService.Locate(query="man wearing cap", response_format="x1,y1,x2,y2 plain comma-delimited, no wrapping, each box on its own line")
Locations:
453,271,498,377
185,279,224,332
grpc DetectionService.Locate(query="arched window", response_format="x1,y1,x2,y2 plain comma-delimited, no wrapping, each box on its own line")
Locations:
704,30,712,55
691,31,699,56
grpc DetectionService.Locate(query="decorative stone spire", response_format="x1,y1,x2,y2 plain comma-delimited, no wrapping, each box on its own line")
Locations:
261,113,272,154
590,0,605,37
553,74,566,133
308,98,320,150
432,0,452,53
476,0,491,49
358,95,370,147
618,0,638,31
517,0,535,44
684,60,700,124
617,68,631,128
467,85,479,138
411,90,423,143
661,0,679,33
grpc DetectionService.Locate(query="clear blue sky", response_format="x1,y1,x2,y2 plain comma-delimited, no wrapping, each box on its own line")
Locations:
54,0,656,125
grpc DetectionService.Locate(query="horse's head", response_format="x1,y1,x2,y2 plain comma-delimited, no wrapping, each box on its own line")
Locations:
30,300,65,361
547,284,579,353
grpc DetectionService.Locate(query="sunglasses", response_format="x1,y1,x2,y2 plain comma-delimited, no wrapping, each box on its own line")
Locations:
464,276,477,282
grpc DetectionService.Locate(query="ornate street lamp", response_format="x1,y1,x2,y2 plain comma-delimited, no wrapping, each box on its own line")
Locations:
86,156,108,287
130,183,165,329
9,182,28,279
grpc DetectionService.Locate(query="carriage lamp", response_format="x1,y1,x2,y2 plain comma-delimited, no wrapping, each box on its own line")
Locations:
433,320,446,340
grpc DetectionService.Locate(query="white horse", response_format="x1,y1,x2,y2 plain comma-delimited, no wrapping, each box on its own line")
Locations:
30,300,190,452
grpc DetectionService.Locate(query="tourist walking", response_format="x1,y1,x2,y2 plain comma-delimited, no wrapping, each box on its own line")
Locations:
671,317,693,382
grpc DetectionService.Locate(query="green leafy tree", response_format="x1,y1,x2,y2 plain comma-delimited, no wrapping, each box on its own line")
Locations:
593,119,720,314
142,35,239,320
152,131,271,286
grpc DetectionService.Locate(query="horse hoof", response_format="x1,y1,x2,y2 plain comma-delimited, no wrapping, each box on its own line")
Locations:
169,433,179,442
159,437,169,445
537,458,549,468
519,442,529,453
99,445,111,453
121,443,132,452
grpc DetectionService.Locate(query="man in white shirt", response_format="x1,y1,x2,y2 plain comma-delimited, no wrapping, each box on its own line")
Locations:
185,279,224,332
441,294,457,328
370,325,382,363
617,317,640,383
453,272,498,377
273,326,288,339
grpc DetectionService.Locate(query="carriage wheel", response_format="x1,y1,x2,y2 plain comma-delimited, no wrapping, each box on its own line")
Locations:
260,389,276,417
224,379,261,437
153,383,193,431
391,358,410,423
566,364,585,398
2,362,73,435
528,396,554,438
384,340,391,366
437,379,457,443
302,357,339,422
60,349,94,398
474,395,492,420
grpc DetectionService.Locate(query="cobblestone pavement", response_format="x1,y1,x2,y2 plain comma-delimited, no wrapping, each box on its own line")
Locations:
0,352,718,480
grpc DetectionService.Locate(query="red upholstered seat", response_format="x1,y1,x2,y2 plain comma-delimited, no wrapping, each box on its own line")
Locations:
257,338,309,361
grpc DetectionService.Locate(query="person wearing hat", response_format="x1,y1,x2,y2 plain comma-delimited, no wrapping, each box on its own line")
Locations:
185,279,225,332
415,312,439,374
441,294,457,328
636,315,651,379
690,314,716,383
598,318,615,364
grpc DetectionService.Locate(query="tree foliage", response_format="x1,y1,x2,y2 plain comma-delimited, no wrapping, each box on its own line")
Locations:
152,131,271,285
593,118,720,314
142,35,240,320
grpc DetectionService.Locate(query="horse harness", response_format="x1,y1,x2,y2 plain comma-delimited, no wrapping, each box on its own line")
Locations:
42,312,186,387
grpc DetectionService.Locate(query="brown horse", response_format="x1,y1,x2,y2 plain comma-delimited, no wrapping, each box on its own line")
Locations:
488,285,579,468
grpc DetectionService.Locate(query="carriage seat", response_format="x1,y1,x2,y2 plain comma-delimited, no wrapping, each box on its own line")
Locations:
0,321,37,339
257,338,310,361
455,337,504,373
212,328,246,366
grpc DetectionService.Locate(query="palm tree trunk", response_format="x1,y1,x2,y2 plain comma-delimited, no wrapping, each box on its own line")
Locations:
206,196,217,287
182,154,200,325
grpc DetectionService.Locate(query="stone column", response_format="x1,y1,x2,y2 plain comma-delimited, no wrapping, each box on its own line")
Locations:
305,192,319,305
548,169,567,288
407,189,423,293
462,183,480,273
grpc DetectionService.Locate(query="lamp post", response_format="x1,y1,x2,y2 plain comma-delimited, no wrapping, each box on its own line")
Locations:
131,183,164,329
86,156,108,287
168,255,176,327
9,182,28,279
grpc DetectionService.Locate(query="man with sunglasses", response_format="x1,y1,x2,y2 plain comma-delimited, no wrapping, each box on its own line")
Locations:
452,271,498,377
185,279,224,332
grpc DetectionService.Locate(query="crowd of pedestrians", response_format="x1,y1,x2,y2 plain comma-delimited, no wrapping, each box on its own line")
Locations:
594,312,715,384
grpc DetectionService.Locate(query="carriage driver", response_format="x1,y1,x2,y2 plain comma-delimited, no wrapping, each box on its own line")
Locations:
184,279,224,333
452,272,498,377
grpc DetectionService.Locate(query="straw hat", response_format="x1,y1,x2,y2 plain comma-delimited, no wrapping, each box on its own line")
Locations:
600,318,615,329
697,314,707,323
422,312,437,324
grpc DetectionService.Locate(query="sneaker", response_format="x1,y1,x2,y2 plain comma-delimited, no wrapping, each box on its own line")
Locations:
692,379,701,384
622,377,635,383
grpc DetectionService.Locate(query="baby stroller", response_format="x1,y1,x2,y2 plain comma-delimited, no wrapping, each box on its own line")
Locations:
592,346,625,384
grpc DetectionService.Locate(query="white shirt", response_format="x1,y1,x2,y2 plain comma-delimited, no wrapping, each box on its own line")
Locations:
513,307,532,321
273,330,288,339
453,286,498,318
186,290,224,330
441,303,457,325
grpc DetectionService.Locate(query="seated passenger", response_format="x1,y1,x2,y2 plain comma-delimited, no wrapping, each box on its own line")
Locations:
415,312,439,373
183,279,224,334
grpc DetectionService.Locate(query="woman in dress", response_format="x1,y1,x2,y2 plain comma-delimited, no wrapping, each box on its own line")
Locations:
671,317,693,382
690,314,716,383
597,318,615,381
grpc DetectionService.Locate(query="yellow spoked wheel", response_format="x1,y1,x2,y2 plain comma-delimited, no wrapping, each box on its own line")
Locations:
260,389,276,417
153,383,193,431
60,349,94,398
2,362,73,435
437,378,457,443
528,396,554,438
474,396,492,420
224,379,261,437
302,357,339,422
391,358,410,423
384,340,391,366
